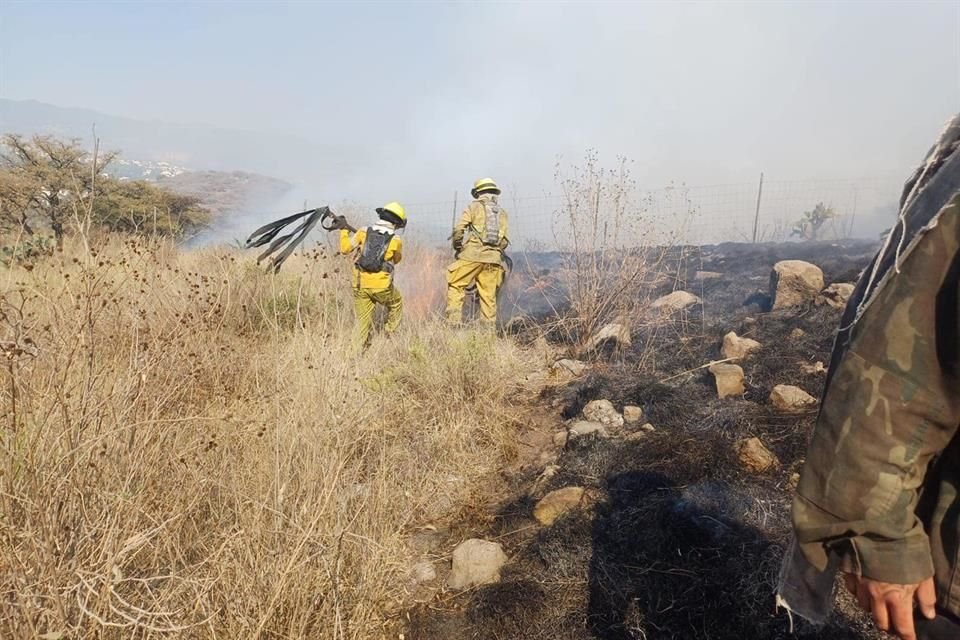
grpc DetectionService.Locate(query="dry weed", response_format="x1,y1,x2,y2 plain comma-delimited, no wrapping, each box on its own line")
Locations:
0,235,542,639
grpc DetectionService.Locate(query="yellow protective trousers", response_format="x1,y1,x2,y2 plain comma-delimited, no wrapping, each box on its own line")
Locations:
445,259,504,324
353,285,403,349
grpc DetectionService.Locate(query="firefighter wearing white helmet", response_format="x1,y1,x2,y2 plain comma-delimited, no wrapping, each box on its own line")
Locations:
339,202,407,349
446,178,509,325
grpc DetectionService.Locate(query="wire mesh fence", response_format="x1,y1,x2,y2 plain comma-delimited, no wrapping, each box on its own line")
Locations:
350,175,901,250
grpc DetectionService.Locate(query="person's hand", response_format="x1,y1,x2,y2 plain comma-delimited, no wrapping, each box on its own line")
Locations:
843,574,937,640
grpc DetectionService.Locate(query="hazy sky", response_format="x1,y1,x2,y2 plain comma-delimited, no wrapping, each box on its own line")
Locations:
1,1,959,201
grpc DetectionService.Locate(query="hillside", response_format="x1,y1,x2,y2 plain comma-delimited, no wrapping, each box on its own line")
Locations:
158,170,292,219
0,98,343,183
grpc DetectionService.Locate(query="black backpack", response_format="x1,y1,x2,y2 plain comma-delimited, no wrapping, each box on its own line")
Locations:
355,227,394,273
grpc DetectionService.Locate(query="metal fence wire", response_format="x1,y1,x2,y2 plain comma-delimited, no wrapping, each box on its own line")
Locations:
346,175,901,249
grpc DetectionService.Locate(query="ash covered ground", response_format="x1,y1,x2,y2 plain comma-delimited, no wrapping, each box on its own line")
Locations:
407,240,892,640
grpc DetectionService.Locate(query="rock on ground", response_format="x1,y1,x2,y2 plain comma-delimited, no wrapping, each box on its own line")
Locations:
447,539,508,590
586,323,632,350
410,561,437,584
769,260,825,310
789,473,801,490
533,486,587,525
720,332,761,360
821,282,856,309
583,399,624,427
552,430,569,447
770,384,818,413
790,328,806,340
801,361,827,375
709,363,745,399
624,424,656,442
551,358,588,378
736,437,781,473
650,290,702,313
567,421,610,439
623,405,643,424
531,464,560,496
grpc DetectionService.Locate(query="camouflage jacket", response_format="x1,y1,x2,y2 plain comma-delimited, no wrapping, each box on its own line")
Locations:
779,115,960,623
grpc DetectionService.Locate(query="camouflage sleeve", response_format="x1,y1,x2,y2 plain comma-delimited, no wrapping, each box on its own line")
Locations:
793,207,960,585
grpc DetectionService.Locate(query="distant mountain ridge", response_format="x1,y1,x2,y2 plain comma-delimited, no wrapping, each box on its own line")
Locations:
0,99,340,184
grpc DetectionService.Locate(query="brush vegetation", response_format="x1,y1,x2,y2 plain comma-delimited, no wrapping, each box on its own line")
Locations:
0,134,210,246
0,236,544,638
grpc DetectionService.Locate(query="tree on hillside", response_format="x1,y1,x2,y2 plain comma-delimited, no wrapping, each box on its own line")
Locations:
0,134,209,244
0,168,40,235
0,134,117,245
94,179,209,235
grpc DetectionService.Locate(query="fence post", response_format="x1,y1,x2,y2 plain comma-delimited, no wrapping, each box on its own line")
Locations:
450,191,458,230
751,172,764,243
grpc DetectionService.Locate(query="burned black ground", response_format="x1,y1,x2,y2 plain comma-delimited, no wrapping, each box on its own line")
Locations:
407,241,885,640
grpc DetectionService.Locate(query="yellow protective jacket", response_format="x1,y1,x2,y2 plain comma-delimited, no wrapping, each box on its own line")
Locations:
451,194,509,266
339,224,402,290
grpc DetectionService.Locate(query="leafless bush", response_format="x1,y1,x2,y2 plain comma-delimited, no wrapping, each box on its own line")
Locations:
547,152,692,350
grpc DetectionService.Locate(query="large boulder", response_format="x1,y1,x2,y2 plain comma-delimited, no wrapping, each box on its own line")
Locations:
735,437,781,473
447,539,508,590
586,323,632,350
533,486,587,525
651,290,702,314
583,399,624,428
769,260,825,310
821,283,856,309
720,332,762,360
709,363,745,399
770,384,818,413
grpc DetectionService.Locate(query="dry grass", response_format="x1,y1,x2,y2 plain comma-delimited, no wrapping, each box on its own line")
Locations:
0,235,544,639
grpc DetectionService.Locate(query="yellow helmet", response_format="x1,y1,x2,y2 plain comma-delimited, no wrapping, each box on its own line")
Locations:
471,177,501,198
376,201,407,227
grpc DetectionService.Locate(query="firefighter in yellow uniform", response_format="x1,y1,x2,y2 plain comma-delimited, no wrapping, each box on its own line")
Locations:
446,178,509,325
338,202,406,349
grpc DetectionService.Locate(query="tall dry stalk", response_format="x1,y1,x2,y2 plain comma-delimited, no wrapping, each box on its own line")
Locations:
550,152,690,349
